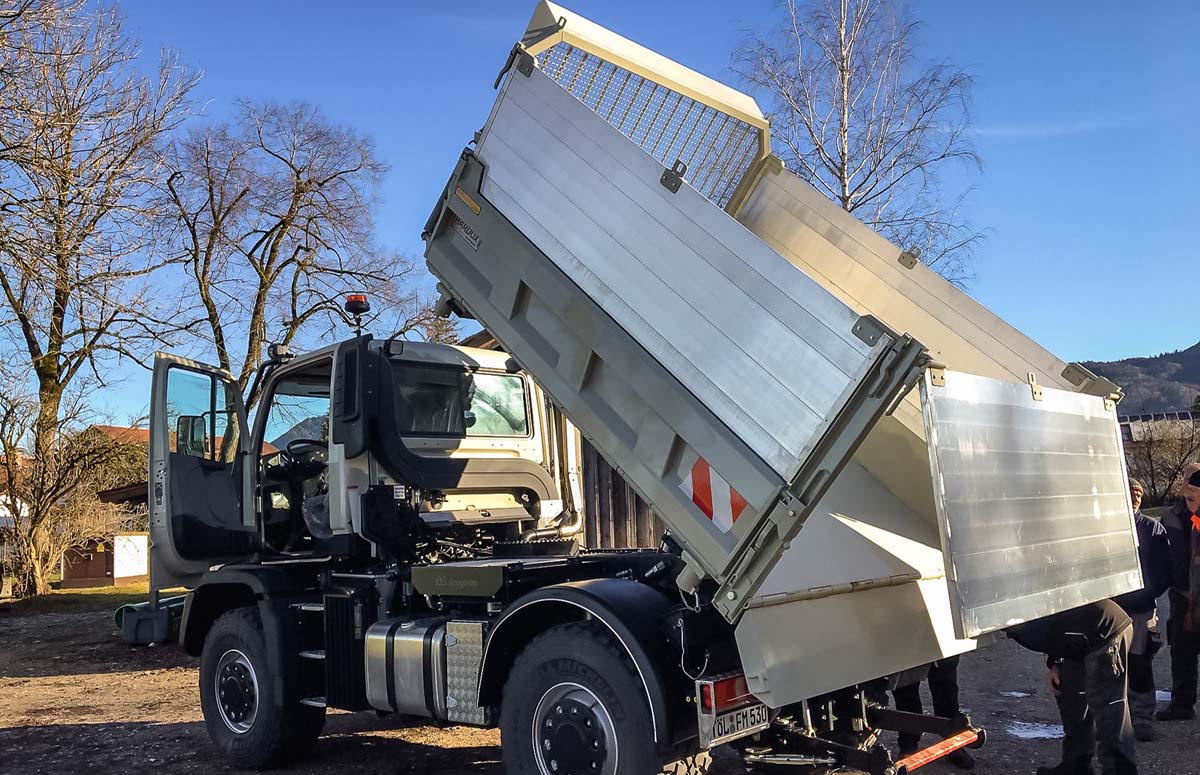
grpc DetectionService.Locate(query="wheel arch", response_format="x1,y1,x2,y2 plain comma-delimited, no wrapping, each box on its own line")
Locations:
181,583,257,656
479,578,681,746
180,564,319,657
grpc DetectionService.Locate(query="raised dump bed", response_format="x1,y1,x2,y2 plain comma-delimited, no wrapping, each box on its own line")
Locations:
423,1,1139,706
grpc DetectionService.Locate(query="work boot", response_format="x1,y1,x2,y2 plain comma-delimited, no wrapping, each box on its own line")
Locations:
1134,723,1155,742
1155,704,1195,721
1035,758,1093,775
945,747,975,770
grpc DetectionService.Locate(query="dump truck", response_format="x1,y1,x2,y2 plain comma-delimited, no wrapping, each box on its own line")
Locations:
143,3,1143,774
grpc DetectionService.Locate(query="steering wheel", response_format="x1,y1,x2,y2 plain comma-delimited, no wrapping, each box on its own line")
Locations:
286,438,328,457
269,438,328,479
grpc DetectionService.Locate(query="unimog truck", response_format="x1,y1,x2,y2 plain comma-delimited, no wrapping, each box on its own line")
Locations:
145,3,1143,774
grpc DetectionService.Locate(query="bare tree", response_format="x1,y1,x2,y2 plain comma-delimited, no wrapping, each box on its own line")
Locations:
0,2,196,595
421,313,462,346
0,363,146,585
734,0,982,284
1124,414,1200,507
0,379,146,593
164,100,452,407
0,1,60,99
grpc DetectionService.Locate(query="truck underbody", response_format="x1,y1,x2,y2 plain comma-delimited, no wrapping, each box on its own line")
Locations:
176,551,983,775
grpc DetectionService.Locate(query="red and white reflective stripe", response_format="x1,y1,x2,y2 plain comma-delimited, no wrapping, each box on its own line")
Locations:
680,457,747,533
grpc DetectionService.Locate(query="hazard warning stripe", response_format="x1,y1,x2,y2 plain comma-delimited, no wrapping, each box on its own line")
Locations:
680,457,747,533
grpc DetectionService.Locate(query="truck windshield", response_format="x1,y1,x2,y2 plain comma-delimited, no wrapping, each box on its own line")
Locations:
393,364,528,437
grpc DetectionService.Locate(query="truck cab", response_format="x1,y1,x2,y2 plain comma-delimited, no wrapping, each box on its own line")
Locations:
147,334,719,775
150,337,577,591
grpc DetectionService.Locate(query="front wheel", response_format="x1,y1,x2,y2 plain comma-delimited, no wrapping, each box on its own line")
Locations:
199,606,324,768
500,621,707,775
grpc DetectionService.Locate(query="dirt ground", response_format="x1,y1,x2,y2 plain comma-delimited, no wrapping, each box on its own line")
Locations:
1,586,1197,775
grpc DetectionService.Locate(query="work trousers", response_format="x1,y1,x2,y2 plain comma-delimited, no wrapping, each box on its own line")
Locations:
1166,589,1200,709
1056,623,1137,775
1127,610,1158,729
893,655,961,751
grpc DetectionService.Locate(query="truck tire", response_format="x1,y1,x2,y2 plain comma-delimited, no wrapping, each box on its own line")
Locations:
501,620,694,775
199,606,324,769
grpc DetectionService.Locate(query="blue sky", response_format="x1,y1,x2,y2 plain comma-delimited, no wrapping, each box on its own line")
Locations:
97,0,1199,419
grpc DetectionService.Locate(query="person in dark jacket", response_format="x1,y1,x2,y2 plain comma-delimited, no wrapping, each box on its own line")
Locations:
1009,600,1136,775
1113,479,1171,740
1158,464,1200,721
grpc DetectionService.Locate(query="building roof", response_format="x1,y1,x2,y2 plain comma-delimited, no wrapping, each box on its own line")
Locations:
97,481,148,506
90,424,278,454
458,329,499,350
91,425,151,445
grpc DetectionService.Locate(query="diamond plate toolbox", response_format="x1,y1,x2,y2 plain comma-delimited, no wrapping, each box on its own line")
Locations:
445,620,491,725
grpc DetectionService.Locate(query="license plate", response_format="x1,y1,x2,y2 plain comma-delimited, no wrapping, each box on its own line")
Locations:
711,703,770,744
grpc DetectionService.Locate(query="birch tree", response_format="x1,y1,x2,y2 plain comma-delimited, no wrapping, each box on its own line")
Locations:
735,0,982,284
164,100,451,408
0,1,196,595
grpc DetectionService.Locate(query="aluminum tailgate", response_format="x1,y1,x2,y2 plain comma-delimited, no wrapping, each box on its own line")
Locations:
922,369,1140,638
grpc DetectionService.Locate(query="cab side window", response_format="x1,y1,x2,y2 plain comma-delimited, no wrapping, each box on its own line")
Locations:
262,386,332,451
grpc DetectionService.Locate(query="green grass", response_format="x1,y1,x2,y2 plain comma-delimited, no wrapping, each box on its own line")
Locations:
0,581,182,618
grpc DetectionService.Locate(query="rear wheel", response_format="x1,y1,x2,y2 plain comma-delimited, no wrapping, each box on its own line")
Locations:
199,606,324,768
500,621,709,775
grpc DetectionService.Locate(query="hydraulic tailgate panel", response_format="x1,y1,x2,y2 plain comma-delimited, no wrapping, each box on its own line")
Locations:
921,370,1141,638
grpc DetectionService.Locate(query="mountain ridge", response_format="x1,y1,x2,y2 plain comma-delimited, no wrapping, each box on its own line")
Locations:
1083,340,1200,414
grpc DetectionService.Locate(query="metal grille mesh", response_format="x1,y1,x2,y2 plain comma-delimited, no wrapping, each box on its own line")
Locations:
538,42,761,209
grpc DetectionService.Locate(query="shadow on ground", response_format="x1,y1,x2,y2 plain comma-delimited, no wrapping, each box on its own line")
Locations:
0,718,505,774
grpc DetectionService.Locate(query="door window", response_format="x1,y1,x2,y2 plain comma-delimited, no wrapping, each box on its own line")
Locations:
166,367,242,462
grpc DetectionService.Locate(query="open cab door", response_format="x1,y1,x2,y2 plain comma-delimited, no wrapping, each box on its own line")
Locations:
149,353,256,590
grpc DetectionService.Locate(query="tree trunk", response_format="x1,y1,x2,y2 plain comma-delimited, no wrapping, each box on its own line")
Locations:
29,546,52,596
13,382,63,597
12,528,53,598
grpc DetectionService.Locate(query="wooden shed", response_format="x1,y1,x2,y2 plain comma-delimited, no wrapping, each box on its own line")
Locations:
60,532,149,589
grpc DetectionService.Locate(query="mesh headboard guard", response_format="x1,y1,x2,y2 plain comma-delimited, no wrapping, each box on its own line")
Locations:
523,1,771,211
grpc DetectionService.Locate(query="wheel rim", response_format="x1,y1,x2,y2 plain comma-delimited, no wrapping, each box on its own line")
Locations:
532,682,618,775
214,648,259,734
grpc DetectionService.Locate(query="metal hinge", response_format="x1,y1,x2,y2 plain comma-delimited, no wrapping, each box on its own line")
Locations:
494,45,536,89
851,314,887,347
517,50,535,77
929,367,946,387
660,159,687,193
1028,372,1044,401
898,247,922,269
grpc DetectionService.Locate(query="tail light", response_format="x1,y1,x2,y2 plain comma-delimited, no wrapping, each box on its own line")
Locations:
699,673,753,713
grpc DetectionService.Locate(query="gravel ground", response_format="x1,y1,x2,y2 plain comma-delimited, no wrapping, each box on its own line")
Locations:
0,590,1195,775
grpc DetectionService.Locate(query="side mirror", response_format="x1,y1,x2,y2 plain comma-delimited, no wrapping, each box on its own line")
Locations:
463,410,477,429
176,415,207,458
